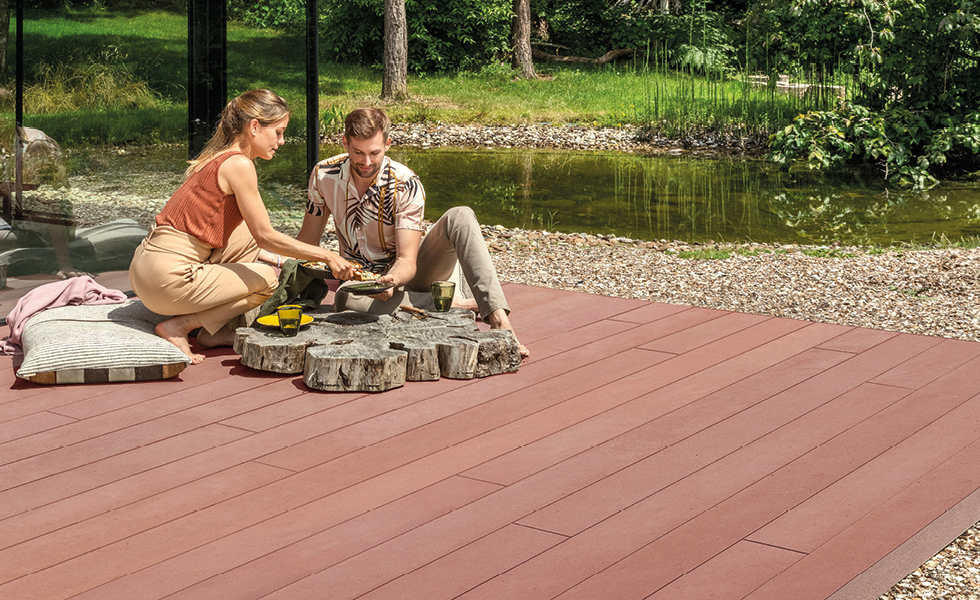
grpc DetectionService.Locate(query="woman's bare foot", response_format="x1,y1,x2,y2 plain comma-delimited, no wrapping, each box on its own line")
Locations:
197,323,237,348
155,315,206,364
485,308,530,359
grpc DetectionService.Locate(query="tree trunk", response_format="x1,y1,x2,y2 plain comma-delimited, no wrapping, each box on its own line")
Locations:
510,0,536,79
381,0,409,100
0,0,9,77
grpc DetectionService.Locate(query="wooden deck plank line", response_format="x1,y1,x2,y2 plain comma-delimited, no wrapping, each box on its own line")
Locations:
136,476,503,600
643,539,805,600
0,461,291,583
185,326,870,600
0,379,323,541
869,336,980,390
246,308,699,472
517,296,652,345
525,351,980,600
280,380,901,598
258,313,803,476
465,382,915,600
0,310,796,600
747,356,980,553
463,321,852,487
0,353,285,467
249,382,897,600
745,422,980,600
518,332,942,540
0,371,291,485
2,280,980,600
0,334,667,599
40,477,505,600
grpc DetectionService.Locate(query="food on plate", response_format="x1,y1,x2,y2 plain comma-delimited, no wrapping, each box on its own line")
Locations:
301,259,381,281
300,260,333,278
349,261,380,281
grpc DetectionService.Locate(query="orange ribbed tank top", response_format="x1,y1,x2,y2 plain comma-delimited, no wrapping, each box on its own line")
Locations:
155,151,243,248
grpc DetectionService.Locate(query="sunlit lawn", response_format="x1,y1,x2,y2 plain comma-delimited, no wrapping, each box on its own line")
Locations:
7,8,815,145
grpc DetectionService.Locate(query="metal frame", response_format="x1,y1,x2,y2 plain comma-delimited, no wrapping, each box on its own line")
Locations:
8,0,321,215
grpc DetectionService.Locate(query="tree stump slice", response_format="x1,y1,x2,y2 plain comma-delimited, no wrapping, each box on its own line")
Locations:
235,307,521,392
304,341,407,392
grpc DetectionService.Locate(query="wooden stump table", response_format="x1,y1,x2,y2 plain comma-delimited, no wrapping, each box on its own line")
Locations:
234,307,521,392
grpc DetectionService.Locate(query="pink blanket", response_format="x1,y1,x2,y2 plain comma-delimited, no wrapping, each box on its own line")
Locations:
1,276,128,355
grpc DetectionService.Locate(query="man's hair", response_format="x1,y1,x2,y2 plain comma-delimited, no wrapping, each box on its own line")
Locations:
344,108,391,142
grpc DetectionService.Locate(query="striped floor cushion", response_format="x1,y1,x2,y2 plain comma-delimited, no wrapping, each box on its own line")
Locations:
16,299,191,384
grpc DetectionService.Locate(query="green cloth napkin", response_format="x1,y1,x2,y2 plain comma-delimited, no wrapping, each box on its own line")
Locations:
257,258,330,317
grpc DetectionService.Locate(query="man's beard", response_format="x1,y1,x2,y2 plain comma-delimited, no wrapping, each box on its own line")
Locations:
353,163,380,180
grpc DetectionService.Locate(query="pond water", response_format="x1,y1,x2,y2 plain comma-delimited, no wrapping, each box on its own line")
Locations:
83,143,980,246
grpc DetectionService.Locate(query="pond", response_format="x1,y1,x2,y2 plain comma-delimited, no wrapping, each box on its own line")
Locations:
81,142,980,247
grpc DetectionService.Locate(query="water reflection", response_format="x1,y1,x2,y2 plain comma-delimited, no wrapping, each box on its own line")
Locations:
390,148,980,246
59,142,980,248
6,142,978,287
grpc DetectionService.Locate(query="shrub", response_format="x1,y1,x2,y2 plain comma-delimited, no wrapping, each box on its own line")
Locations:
767,101,980,189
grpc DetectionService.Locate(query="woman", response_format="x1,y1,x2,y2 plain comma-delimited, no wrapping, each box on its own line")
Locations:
130,89,353,364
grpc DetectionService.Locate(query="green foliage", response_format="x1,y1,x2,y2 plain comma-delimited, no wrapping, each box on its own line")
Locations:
320,105,346,135
741,0,863,80
228,0,306,30
319,0,511,72
768,101,980,189
537,0,737,74
752,0,980,186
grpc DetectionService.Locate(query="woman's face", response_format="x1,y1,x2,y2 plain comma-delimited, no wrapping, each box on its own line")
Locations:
250,116,289,160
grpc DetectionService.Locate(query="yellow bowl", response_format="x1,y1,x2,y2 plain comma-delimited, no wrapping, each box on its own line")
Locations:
256,314,314,328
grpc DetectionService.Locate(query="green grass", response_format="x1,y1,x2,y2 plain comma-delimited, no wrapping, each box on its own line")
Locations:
673,248,732,260
3,8,830,147
800,248,857,258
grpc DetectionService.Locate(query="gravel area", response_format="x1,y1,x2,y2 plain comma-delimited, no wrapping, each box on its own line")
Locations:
18,122,980,599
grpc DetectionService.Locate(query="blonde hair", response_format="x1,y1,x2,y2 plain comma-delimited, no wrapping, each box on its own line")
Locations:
344,107,391,142
185,89,290,178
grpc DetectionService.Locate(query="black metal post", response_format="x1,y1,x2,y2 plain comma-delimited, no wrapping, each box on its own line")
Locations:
8,0,24,224
187,0,228,159
306,0,319,175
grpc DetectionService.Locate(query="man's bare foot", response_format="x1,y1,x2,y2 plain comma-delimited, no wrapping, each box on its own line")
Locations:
485,308,530,359
155,316,206,364
197,323,236,348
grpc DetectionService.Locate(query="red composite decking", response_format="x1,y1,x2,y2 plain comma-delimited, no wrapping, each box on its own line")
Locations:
2,271,980,600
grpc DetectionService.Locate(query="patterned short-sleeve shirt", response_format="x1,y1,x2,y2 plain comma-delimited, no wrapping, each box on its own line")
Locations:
307,154,425,272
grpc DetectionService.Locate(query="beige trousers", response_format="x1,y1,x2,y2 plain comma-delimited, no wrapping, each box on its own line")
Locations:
129,223,278,334
337,206,510,319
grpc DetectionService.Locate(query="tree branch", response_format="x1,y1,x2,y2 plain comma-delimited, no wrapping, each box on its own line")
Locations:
531,48,636,64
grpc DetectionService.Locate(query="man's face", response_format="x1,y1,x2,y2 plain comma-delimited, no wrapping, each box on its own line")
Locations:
343,131,391,182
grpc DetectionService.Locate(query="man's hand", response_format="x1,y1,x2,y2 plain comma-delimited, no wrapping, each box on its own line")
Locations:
368,274,397,301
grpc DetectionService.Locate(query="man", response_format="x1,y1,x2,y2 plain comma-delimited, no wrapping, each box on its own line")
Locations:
299,107,528,358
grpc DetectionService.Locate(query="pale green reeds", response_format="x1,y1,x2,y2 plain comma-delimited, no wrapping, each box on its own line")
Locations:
22,47,160,114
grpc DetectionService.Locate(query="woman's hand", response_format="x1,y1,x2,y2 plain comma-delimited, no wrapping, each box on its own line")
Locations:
325,253,356,280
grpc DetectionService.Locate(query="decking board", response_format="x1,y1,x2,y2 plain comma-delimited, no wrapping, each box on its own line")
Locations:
2,274,979,600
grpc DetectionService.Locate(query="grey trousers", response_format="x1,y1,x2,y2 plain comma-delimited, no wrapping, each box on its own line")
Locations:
336,206,510,319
